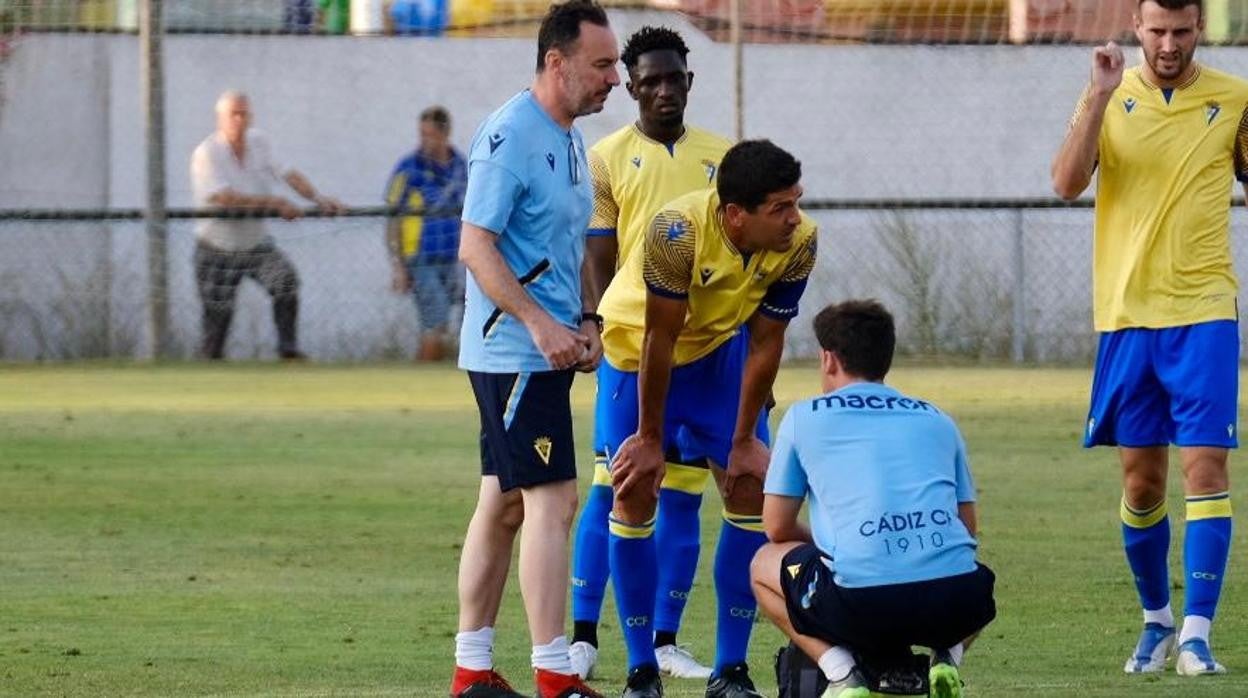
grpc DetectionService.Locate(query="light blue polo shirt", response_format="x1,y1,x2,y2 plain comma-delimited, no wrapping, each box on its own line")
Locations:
765,382,978,588
458,90,592,373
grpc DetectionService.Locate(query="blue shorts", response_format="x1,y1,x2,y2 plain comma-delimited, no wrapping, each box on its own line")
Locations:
1085,320,1239,449
406,257,462,332
594,332,769,469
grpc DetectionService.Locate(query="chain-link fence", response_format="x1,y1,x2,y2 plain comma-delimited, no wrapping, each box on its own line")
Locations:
9,205,1248,363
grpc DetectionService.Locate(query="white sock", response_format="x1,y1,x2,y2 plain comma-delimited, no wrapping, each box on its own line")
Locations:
454,626,494,671
532,635,573,674
818,646,856,683
945,643,965,667
1179,615,1212,645
1143,604,1174,628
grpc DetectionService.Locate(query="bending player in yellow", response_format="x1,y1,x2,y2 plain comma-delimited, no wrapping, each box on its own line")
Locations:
601,140,816,698
569,25,732,682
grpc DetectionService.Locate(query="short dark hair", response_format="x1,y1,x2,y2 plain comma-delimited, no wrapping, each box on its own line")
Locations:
420,105,450,130
1139,0,1202,15
813,300,896,381
536,0,609,72
717,140,802,211
621,26,689,70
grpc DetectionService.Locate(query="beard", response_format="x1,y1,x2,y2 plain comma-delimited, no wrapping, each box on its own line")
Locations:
560,66,607,118
1147,49,1191,80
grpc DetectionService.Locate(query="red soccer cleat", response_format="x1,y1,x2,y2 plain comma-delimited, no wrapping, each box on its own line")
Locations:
535,667,605,698
449,666,525,697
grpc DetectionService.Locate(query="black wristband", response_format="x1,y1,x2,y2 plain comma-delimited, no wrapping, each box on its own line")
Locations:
580,312,604,331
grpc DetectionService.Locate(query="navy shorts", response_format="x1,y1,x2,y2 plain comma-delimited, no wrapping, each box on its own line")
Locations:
780,544,996,659
468,370,577,492
1085,320,1239,448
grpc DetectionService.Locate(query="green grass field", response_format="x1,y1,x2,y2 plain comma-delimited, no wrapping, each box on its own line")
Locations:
2,363,1247,697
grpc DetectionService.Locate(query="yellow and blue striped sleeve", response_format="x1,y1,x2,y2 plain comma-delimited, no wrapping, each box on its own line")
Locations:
642,210,696,298
588,150,617,236
385,169,408,207
759,230,816,320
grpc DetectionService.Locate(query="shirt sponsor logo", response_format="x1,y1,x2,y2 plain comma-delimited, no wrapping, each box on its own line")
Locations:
812,393,935,412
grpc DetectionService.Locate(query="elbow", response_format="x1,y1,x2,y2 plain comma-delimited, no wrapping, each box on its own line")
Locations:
1052,181,1082,201
1050,168,1086,201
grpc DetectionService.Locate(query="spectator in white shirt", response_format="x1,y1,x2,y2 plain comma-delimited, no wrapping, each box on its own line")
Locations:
190,90,343,360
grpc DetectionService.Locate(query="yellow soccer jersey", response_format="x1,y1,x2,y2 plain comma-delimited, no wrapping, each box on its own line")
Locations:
1089,64,1248,331
599,188,818,371
588,124,732,268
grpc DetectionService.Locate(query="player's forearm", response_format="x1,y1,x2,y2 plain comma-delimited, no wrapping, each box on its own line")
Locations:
1052,87,1111,200
762,496,811,544
958,502,978,538
635,327,677,442
459,224,551,328
733,323,785,443
583,235,617,311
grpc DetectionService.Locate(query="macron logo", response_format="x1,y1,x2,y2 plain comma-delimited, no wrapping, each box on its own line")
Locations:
488,133,505,154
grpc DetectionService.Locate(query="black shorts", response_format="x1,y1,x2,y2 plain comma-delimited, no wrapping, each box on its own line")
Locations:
468,370,577,492
781,544,996,659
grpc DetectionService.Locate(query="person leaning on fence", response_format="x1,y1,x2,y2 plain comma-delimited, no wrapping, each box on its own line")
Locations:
384,105,468,362
190,90,345,361
750,300,996,698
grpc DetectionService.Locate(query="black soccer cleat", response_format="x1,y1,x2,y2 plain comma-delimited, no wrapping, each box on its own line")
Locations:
621,663,663,698
456,683,526,698
704,662,762,698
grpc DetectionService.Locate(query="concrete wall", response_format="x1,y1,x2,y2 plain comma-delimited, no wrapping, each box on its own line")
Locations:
3,10,1248,359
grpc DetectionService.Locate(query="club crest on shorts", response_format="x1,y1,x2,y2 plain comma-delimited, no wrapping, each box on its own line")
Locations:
534,436,553,465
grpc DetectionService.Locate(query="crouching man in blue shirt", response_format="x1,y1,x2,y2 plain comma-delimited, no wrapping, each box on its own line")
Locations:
750,299,996,698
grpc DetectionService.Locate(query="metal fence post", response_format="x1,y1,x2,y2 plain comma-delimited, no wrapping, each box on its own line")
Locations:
140,0,168,359
1011,208,1026,363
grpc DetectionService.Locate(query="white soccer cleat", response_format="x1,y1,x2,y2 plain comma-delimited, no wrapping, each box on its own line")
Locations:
1175,638,1227,676
568,640,598,680
1124,622,1176,673
655,643,712,679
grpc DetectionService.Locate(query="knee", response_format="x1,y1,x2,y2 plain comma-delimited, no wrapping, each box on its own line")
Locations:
749,544,776,586
721,475,764,515
612,487,659,526
1184,450,1230,494
496,493,526,533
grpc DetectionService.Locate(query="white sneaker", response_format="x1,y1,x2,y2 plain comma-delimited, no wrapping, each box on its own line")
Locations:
1175,638,1227,676
568,640,598,680
1123,622,1176,673
655,643,712,679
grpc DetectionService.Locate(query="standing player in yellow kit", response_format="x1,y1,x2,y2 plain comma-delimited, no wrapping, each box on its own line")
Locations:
1052,0,1248,677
